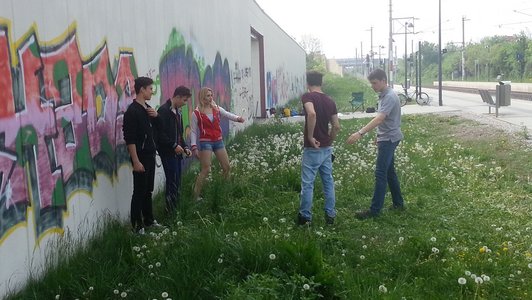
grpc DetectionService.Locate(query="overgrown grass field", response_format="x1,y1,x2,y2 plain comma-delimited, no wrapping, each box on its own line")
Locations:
8,112,532,299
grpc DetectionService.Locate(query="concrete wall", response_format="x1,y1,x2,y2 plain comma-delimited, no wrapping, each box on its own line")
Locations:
0,0,306,296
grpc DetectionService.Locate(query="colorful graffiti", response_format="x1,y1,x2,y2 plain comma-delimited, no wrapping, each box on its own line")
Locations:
0,21,137,243
159,29,232,135
266,67,305,110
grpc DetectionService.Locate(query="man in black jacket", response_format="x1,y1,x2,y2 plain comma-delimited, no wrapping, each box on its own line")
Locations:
123,77,162,234
156,86,192,213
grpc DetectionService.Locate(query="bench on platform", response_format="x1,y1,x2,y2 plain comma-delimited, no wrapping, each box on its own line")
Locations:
478,89,499,117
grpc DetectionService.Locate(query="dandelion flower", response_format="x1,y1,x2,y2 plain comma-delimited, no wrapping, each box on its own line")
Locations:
432,247,440,254
481,274,491,282
475,277,484,284
121,291,127,298
177,221,183,226
430,237,437,242
465,270,471,276
360,255,366,260
233,231,238,237
161,292,169,298
378,284,388,293
263,217,269,222
172,231,177,236
148,264,154,269
279,218,286,223
528,263,532,269
303,283,310,290
398,237,404,243
458,277,467,285
155,262,161,267
55,295,60,300
218,258,223,264
362,245,367,249
114,289,120,294
269,254,276,260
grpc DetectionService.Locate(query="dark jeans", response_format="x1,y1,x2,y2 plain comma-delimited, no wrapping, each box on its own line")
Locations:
131,155,155,229
370,140,404,214
161,156,182,213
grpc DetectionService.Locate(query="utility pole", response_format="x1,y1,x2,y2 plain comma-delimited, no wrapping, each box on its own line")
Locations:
388,0,393,87
367,26,374,71
438,0,442,106
461,16,470,81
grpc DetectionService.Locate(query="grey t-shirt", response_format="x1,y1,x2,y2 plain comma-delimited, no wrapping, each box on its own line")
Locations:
376,87,403,142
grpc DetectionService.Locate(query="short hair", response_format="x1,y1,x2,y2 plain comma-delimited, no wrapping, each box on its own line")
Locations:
306,71,323,86
367,69,387,82
173,86,192,97
134,77,154,94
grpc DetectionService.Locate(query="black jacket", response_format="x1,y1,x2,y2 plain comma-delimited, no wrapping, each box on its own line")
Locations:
155,99,188,158
123,100,158,157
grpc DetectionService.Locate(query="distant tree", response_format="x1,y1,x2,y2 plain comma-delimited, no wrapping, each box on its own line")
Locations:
299,34,327,72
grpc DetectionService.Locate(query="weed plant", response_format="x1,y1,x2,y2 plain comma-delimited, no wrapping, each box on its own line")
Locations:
7,114,532,299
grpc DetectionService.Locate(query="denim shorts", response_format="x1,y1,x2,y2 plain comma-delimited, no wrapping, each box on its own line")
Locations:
199,140,225,151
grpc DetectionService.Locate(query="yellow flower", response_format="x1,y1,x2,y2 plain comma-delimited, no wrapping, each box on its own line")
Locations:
479,247,486,253
503,247,508,252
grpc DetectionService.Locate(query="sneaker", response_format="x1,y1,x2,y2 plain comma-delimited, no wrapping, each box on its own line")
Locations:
296,213,311,226
146,220,165,229
133,227,145,235
355,210,378,220
325,215,335,225
389,204,405,211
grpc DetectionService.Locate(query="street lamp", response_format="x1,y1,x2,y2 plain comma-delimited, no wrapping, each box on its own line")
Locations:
404,22,414,88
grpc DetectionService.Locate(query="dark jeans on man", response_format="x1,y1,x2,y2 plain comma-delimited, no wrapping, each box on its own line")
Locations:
131,155,155,229
160,156,182,213
370,140,404,214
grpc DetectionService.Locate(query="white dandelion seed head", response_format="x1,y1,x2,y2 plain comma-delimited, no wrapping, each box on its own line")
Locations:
271,229,277,234
303,283,310,290
378,284,388,293
398,236,404,242
475,277,484,284
465,270,471,276
89,286,94,291
233,231,238,237
279,218,286,223
161,292,169,298
458,277,467,285
55,295,60,300
177,221,183,226
471,274,477,280
269,254,276,260
156,262,161,267
360,255,366,260
148,264,154,269
263,217,269,222
481,275,491,282
528,263,532,269
121,291,127,298
430,237,437,242
362,245,368,249
218,258,223,264
432,247,440,254
114,289,119,294
150,272,155,277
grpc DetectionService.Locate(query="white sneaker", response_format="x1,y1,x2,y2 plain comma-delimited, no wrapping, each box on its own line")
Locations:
148,220,164,228
136,228,145,235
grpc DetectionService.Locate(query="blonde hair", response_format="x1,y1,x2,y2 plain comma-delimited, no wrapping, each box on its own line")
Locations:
197,87,216,111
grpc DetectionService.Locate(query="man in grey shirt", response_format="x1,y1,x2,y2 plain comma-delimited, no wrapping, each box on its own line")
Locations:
346,69,405,219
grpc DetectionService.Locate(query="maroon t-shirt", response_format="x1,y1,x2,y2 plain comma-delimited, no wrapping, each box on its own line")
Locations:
302,91,338,148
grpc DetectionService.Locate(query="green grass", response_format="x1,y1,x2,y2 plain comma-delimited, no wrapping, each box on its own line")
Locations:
7,114,532,300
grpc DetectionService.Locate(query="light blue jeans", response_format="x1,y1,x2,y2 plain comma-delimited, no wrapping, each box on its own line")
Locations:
299,147,336,220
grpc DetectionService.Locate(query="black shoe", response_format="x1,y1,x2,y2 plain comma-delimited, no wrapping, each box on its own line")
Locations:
389,204,405,211
355,210,378,220
325,215,335,225
296,213,311,226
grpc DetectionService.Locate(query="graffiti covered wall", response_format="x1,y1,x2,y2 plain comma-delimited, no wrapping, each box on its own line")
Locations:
0,0,306,296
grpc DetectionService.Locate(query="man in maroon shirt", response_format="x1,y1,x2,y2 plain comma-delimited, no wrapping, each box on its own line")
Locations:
297,71,341,225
